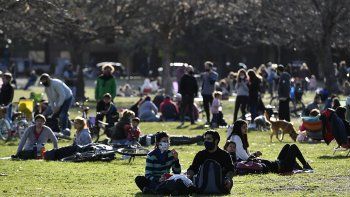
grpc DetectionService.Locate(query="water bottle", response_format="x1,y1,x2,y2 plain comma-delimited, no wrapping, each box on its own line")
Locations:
146,135,152,146
33,143,37,159
40,143,46,159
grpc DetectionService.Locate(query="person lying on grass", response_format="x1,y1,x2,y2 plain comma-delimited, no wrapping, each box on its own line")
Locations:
73,116,92,146
229,120,313,174
187,130,234,194
13,114,58,159
135,131,180,193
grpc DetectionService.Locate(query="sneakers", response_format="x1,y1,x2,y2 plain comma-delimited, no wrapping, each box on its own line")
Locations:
303,162,313,172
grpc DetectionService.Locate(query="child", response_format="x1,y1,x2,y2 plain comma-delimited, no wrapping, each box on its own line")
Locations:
223,140,237,163
127,117,141,142
211,91,227,128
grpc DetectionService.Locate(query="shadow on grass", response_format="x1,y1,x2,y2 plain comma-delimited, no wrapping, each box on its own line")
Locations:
318,155,349,159
189,125,206,130
2,142,18,146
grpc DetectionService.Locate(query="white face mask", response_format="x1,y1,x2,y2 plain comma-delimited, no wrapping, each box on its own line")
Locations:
158,142,170,152
240,75,245,79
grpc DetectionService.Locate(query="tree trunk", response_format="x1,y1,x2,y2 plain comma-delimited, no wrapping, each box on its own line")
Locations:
71,43,85,101
318,34,337,93
161,38,173,95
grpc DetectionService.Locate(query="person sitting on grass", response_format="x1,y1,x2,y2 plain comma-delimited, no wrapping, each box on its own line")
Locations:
298,109,322,142
96,93,119,129
187,130,234,194
13,114,58,159
303,94,322,116
332,98,341,110
227,120,262,161
73,117,92,146
135,131,180,193
160,95,179,121
109,109,135,145
228,121,313,174
335,107,350,137
138,96,159,122
223,140,237,163
126,117,141,143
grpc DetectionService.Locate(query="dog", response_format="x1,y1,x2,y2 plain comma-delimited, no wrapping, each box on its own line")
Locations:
265,112,298,142
254,115,271,131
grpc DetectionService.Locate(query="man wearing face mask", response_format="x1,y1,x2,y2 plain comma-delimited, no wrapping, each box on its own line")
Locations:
187,130,234,194
39,73,73,136
135,131,181,193
201,61,219,125
179,65,198,125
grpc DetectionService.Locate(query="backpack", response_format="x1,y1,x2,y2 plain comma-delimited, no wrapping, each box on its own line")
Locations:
193,159,228,194
235,160,267,175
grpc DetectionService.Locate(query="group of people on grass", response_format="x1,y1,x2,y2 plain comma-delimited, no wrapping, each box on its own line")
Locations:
5,59,350,195
135,123,313,194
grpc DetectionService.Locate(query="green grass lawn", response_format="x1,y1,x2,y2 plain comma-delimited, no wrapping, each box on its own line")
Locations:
0,87,349,196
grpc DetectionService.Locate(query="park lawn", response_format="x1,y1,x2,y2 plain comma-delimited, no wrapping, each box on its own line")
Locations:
0,122,349,196
0,87,348,196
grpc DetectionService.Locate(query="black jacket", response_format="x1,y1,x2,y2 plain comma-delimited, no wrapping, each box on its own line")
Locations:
0,83,14,106
278,72,291,98
248,79,261,100
179,74,198,97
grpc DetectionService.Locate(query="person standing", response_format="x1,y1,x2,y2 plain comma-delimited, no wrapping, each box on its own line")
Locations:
179,66,198,125
277,65,291,122
39,73,73,136
247,69,261,121
233,69,249,122
95,64,116,102
201,61,218,125
0,72,14,122
63,63,78,100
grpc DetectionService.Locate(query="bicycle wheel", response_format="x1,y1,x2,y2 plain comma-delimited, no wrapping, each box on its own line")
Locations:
116,146,150,157
90,126,100,143
0,119,11,141
61,151,95,162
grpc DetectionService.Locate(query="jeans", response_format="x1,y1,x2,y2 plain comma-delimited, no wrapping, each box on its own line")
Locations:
54,97,72,133
234,95,248,122
180,95,194,123
5,103,12,124
249,97,258,120
202,94,213,123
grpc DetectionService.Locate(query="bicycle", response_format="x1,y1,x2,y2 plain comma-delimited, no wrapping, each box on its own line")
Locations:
61,144,116,162
0,104,30,141
74,99,100,142
114,140,150,163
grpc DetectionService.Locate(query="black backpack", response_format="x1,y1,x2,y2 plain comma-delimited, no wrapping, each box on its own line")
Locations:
193,159,229,194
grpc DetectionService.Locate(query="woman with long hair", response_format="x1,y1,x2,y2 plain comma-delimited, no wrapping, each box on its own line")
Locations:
247,69,262,121
233,69,249,122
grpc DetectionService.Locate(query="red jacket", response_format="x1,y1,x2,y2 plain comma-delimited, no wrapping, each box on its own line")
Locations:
160,98,179,114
